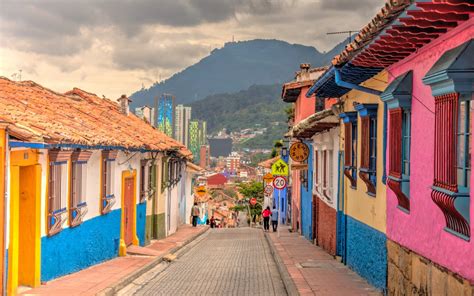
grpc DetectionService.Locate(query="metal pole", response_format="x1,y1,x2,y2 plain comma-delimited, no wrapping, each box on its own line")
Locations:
277,188,281,238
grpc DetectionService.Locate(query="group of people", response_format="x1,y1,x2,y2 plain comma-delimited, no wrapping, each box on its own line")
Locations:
262,206,278,232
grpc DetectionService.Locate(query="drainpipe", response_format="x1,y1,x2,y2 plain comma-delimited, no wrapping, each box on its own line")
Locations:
382,103,387,184
334,68,382,96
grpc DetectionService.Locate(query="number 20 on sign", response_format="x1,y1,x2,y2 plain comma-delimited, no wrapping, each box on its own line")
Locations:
273,176,287,190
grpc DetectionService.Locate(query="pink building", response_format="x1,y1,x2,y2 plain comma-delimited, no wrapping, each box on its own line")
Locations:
377,11,473,294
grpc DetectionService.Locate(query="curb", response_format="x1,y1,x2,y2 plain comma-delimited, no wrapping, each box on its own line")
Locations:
97,227,210,296
264,232,299,296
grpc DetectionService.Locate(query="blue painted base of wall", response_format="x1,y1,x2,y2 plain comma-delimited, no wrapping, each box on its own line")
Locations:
41,209,121,282
136,202,146,246
336,210,345,258
346,215,387,291
301,143,313,241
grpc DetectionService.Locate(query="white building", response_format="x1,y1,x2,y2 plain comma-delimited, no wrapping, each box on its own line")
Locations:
175,105,192,147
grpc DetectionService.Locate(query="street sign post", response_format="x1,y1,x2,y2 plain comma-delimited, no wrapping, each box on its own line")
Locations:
264,185,274,196
273,176,287,190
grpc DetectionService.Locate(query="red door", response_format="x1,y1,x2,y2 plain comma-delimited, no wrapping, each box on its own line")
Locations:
124,177,134,246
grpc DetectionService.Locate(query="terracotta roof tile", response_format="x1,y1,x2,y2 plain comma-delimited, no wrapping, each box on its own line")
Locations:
0,77,192,158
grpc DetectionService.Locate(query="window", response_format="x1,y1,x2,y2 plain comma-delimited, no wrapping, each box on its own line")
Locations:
48,149,72,236
401,110,411,197
70,150,92,227
341,112,358,188
101,150,117,215
140,159,155,203
323,150,333,201
313,149,320,193
356,104,378,196
457,100,471,192
381,71,412,212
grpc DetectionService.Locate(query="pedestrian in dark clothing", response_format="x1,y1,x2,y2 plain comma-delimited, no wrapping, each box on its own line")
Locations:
210,216,216,228
191,203,200,227
271,206,278,232
262,206,271,232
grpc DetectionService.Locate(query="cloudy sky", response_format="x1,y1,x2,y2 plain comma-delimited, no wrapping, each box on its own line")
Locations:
0,0,382,99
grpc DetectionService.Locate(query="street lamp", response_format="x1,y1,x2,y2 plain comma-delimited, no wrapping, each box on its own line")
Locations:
281,147,288,157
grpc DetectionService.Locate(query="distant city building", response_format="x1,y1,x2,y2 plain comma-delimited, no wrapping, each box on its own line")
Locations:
199,145,210,169
189,120,207,162
208,137,232,158
226,152,240,174
155,94,175,137
135,105,154,125
175,104,191,147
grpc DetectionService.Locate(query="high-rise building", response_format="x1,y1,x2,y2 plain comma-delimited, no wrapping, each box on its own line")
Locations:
189,120,207,163
155,94,175,137
175,104,192,147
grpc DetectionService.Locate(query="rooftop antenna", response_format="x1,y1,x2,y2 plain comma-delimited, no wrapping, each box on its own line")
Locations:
18,69,22,81
326,30,358,43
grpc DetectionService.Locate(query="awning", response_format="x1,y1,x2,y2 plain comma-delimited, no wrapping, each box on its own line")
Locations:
423,39,474,96
381,71,413,110
290,109,339,139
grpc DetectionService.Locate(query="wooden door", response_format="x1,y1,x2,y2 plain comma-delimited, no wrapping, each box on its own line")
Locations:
124,177,134,246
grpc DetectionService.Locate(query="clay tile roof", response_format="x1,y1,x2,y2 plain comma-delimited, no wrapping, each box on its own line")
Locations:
0,77,192,158
258,156,280,169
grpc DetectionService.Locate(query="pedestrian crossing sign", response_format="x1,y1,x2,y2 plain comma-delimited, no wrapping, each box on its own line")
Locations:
271,159,289,176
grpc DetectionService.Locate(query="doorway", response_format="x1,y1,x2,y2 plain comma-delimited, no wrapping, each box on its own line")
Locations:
123,176,134,246
8,149,41,295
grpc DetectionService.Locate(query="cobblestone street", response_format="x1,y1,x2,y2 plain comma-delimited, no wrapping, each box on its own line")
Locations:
128,228,286,296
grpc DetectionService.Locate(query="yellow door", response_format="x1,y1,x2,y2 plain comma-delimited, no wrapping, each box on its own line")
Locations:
8,150,41,295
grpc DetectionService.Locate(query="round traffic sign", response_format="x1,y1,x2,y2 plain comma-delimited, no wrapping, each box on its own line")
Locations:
273,176,287,190
249,198,257,206
289,142,309,162
264,185,274,196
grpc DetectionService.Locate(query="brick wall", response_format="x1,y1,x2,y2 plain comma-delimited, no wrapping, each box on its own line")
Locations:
316,198,337,256
387,240,473,295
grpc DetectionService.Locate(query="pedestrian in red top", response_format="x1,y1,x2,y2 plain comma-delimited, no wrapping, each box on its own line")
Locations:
262,206,271,232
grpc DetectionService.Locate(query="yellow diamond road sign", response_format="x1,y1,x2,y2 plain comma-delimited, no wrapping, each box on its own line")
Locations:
271,159,289,176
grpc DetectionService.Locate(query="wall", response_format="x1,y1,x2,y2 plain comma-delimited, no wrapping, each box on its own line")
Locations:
41,209,121,281
341,73,388,290
294,86,315,123
346,216,387,290
387,240,473,295
386,20,474,282
300,143,313,241
317,198,337,256
136,202,146,246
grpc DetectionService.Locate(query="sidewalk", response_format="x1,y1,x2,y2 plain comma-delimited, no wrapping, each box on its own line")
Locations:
266,227,380,296
22,225,208,296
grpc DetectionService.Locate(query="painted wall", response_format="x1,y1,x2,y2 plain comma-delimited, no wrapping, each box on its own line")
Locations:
341,72,388,233
346,215,387,290
386,20,474,282
136,202,146,246
317,198,337,256
41,209,121,281
294,86,315,123
300,143,313,241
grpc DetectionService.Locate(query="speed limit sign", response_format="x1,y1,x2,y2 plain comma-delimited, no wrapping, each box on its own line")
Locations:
264,185,274,196
273,176,287,190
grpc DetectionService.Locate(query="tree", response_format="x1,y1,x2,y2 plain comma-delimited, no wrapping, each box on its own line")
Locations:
237,181,264,219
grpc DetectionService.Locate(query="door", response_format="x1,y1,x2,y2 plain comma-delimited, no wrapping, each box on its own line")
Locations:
124,177,134,246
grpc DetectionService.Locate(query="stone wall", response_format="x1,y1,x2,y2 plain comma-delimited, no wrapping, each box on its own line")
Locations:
387,240,473,295
317,197,337,256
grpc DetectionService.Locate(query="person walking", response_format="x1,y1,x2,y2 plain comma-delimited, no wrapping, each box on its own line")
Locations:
191,203,200,227
262,206,271,232
210,215,216,228
271,206,278,232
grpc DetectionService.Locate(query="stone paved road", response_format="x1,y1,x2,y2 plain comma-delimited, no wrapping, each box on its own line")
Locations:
132,228,286,296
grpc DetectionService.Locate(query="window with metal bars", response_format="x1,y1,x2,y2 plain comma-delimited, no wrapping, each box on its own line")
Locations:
313,149,320,194
47,149,72,236
323,150,333,202
457,99,471,192
341,112,358,189
101,150,117,215
70,161,88,226
140,160,155,203
401,110,411,198
355,104,378,196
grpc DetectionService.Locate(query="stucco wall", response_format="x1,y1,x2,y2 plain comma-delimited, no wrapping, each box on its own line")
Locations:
386,20,474,282
41,208,121,281
294,86,316,123
346,215,387,291
136,202,146,246
341,72,388,233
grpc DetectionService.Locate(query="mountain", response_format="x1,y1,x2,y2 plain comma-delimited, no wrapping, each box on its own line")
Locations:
130,38,348,107
190,84,288,149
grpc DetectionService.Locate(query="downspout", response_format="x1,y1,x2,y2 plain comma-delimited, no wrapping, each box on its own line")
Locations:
382,103,387,184
334,68,382,96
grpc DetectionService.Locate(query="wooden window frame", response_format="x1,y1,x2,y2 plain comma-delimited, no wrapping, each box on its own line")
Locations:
101,150,118,215
341,112,358,188
47,149,72,236
69,150,92,227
